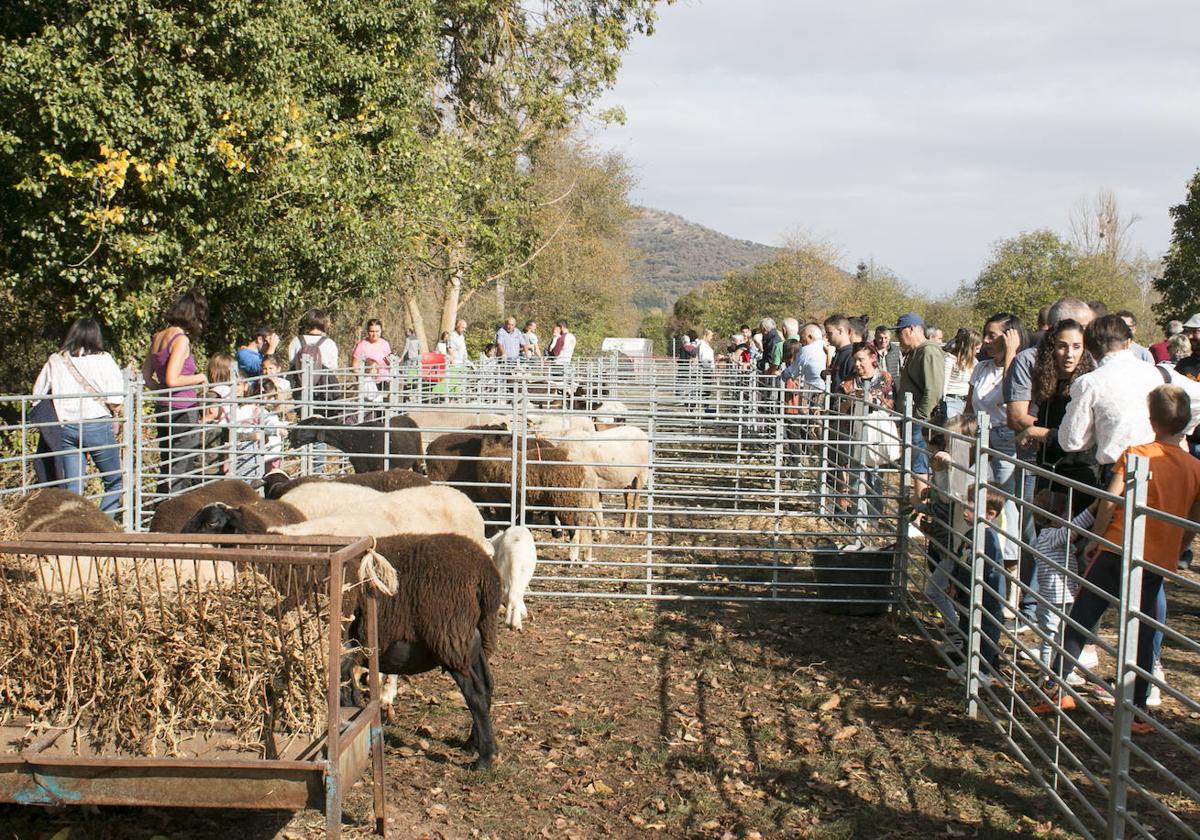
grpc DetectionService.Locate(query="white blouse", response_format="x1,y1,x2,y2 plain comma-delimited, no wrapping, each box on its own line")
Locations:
33,352,125,423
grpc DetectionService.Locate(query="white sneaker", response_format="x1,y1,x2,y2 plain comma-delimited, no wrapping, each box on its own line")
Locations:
1078,646,1100,671
1147,662,1165,707
1066,670,1086,687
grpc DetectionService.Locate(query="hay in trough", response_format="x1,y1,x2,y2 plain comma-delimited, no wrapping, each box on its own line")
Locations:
0,559,330,758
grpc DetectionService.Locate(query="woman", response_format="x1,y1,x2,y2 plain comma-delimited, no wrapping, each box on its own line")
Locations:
967,313,1026,493
1016,319,1097,502
841,342,895,409
435,331,450,355
351,318,392,383
33,319,126,513
942,328,980,419
143,290,209,495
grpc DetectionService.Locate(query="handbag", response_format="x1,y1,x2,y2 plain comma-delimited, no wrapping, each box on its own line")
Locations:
861,410,901,467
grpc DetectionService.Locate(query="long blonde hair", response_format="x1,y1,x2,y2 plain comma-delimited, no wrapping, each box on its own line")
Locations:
950,329,981,371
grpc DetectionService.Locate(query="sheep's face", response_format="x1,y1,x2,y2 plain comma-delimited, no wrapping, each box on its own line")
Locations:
181,503,244,534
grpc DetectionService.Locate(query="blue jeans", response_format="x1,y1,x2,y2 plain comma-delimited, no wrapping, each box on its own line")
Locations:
941,395,966,419
909,422,930,475
60,419,123,514
988,424,1017,494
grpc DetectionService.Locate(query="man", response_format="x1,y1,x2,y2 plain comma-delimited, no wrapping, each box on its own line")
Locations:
1150,320,1184,364
847,316,868,345
495,316,527,362
447,319,468,366
758,318,783,375
1058,315,1163,472
236,325,279,378
926,326,944,345
797,323,827,391
782,317,800,341
550,319,576,365
823,314,854,392
874,325,901,380
1036,304,1052,336
894,312,945,499
1173,314,1200,379
1115,310,1156,364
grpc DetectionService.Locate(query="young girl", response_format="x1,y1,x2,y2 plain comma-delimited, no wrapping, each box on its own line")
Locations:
1031,489,1096,671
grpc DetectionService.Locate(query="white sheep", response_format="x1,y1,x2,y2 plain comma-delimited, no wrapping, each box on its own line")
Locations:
554,425,650,529
525,412,595,435
274,481,388,520
593,400,630,426
270,485,492,555
406,409,509,455
489,526,537,629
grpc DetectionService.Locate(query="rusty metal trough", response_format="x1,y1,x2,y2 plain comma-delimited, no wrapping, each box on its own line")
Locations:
0,533,387,838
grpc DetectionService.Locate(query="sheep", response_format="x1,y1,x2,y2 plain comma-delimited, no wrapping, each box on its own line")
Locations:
267,481,389,521
180,498,306,535
406,409,508,455
11,488,122,535
339,533,501,770
490,526,537,630
270,485,492,555
552,425,650,530
593,400,630,427
525,412,595,435
476,434,603,563
148,479,260,532
291,414,422,473
262,468,430,501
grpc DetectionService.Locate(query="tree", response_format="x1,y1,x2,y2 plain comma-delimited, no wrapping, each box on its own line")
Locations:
1154,170,1200,323
0,0,435,385
971,230,1082,322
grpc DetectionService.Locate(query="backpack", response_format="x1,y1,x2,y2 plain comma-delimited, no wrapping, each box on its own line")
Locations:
290,335,338,400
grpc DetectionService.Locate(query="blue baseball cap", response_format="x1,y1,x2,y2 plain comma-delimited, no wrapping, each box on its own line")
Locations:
891,312,925,331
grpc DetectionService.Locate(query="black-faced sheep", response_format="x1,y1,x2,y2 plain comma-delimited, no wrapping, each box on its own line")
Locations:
11,488,122,534
340,533,501,770
490,526,537,630
476,434,603,563
147,479,261,532
262,468,431,501
291,414,422,473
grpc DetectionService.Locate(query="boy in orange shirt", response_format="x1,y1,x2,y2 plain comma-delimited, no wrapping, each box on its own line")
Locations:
1036,385,1200,729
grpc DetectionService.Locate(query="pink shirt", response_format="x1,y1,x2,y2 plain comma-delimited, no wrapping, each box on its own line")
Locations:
352,338,392,381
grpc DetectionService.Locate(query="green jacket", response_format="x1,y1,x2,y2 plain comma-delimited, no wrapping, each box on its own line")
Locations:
898,340,945,421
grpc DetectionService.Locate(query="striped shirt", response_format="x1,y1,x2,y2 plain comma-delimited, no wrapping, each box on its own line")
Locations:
1034,508,1095,604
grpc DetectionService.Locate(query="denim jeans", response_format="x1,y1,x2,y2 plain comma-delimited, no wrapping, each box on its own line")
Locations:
941,395,966,419
60,418,123,513
988,424,1018,494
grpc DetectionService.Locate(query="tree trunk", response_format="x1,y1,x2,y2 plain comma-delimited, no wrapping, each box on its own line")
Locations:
402,283,429,353
439,239,466,338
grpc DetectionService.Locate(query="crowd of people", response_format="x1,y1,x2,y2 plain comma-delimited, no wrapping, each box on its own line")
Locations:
674,299,1200,733
30,296,582,498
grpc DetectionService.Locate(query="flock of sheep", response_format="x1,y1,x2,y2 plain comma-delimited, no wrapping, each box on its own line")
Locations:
9,400,651,770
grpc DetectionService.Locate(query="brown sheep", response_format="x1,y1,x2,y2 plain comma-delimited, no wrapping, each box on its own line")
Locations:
147,479,260,532
262,468,431,501
11,488,122,535
476,434,603,563
341,533,501,770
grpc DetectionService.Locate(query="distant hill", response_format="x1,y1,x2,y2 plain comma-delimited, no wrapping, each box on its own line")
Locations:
627,207,779,310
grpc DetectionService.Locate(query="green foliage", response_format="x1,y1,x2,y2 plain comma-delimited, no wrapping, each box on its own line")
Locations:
1,0,435,383
970,230,1081,322
1154,170,1200,323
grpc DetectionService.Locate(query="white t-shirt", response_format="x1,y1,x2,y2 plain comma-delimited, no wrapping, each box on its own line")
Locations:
286,334,339,369
696,339,715,368
943,355,973,398
555,332,577,364
33,351,125,423
447,331,468,366
969,359,1007,428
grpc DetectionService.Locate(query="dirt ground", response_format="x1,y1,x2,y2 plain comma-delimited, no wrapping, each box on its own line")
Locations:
3,596,1092,840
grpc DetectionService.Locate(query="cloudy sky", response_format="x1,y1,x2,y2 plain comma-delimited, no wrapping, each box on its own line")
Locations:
597,0,1200,295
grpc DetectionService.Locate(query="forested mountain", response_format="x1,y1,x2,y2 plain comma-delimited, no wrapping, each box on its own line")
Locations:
627,207,778,308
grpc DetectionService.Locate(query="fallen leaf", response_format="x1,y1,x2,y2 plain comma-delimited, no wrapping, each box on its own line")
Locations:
832,725,859,741
819,694,841,712
592,779,614,795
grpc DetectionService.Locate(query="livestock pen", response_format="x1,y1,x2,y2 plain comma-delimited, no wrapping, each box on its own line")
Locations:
0,357,1196,839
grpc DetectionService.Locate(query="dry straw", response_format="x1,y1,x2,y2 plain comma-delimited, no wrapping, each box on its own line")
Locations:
0,549,330,758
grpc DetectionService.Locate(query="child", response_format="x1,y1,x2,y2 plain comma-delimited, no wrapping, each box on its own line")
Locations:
261,356,293,419
1036,385,1200,730
199,353,235,475
922,415,977,641
1030,489,1096,671
948,488,1007,687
